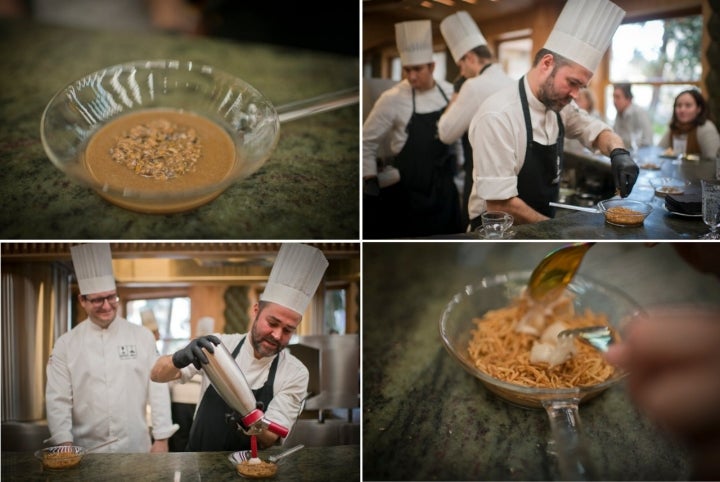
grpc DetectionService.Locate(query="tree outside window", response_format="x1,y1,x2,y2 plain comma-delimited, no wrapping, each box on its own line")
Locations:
606,15,702,143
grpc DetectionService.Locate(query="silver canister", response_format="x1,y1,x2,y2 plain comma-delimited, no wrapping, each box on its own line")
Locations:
201,343,257,417
200,343,289,437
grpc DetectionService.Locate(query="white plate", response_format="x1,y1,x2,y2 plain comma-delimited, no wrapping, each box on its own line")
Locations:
663,205,702,218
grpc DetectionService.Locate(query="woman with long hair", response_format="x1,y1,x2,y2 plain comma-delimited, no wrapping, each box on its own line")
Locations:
659,89,720,159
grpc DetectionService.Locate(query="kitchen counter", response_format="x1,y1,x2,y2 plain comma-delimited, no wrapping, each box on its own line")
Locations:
1,445,359,481
0,19,358,239
363,242,720,481
435,147,716,240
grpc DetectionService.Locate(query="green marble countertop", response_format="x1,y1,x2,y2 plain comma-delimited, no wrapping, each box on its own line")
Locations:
363,242,720,481
1,445,360,481
0,19,358,239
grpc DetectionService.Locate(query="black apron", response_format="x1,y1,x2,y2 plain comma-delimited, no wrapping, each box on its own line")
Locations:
186,336,279,451
516,76,564,218
392,85,462,237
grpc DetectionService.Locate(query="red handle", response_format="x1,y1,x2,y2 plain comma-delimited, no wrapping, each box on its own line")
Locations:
266,420,289,438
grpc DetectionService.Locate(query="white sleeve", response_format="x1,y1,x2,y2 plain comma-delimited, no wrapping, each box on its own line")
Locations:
45,336,74,445
698,121,720,158
562,104,613,150
438,83,477,144
264,361,309,442
362,92,397,177
147,339,179,440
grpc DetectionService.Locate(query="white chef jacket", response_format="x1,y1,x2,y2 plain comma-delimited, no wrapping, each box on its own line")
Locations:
362,78,456,178
438,64,511,144
45,317,177,452
467,75,611,220
178,333,309,442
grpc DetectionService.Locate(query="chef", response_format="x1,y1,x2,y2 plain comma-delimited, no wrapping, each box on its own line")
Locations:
151,243,328,451
363,20,462,238
467,0,638,228
45,243,177,453
437,11,512,226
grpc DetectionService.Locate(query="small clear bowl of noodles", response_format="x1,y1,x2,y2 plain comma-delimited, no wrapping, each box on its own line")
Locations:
438,270,644,480
35,446,86,470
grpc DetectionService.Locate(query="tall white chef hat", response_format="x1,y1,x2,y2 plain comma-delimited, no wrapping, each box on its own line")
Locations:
543,0,625,73
440,11,488,64
260,243,329,316
395,20,433,66
71,243,116,295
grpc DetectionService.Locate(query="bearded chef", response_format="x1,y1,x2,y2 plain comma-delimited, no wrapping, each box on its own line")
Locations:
151,243,328,451
363,20,462,238
467,0,639,228
45,243,177,452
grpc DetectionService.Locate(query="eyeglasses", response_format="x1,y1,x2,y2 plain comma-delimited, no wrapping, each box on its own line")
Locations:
84,294,119,307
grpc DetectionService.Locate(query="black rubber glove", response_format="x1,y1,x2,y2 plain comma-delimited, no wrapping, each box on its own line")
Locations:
609,148,639,198
364,176,380,197
172,335,221,370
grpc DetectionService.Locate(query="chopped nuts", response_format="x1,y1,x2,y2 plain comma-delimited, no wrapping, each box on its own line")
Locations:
110,119,201,180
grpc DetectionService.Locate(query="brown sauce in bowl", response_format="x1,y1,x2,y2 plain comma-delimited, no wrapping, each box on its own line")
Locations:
83,109,236,213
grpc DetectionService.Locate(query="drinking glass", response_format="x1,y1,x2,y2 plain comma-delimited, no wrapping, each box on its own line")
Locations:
672,135,687,165
701,179,720,239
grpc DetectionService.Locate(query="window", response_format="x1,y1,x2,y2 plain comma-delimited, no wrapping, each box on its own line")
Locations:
126,297,191,355
324,287,347,334
497,35,532,80
606,15,702,142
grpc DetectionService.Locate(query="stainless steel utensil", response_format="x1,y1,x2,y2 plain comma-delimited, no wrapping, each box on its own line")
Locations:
85,438,119,453
527,243,595,302
558,326,617,353
202,343,289,438
268,444,305,463
549,202,599,213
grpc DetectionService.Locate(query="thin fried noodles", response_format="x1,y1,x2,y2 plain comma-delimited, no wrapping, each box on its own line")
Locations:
467,292,616,388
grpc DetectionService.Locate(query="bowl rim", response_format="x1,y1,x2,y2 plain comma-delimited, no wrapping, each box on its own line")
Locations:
438,270,643,400
39,59,281,207
596,198,653,215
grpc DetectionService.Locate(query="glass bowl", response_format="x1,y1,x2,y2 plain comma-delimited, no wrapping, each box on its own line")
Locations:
40,60,280,214
438,270,641,409
597,199,653,227
649,177,687,197
439,270,643,480
34,446,86,470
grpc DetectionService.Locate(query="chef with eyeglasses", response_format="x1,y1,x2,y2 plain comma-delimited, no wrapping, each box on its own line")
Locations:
45,243,177,452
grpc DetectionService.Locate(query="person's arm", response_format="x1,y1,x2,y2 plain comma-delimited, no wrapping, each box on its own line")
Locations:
697,121,720,159
362,91,397,180
151,355,183,383
151,335,220,382
258,360,310,448
45,337,74,446
487,198,549,224
592,128,625,155
438,81,478,144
